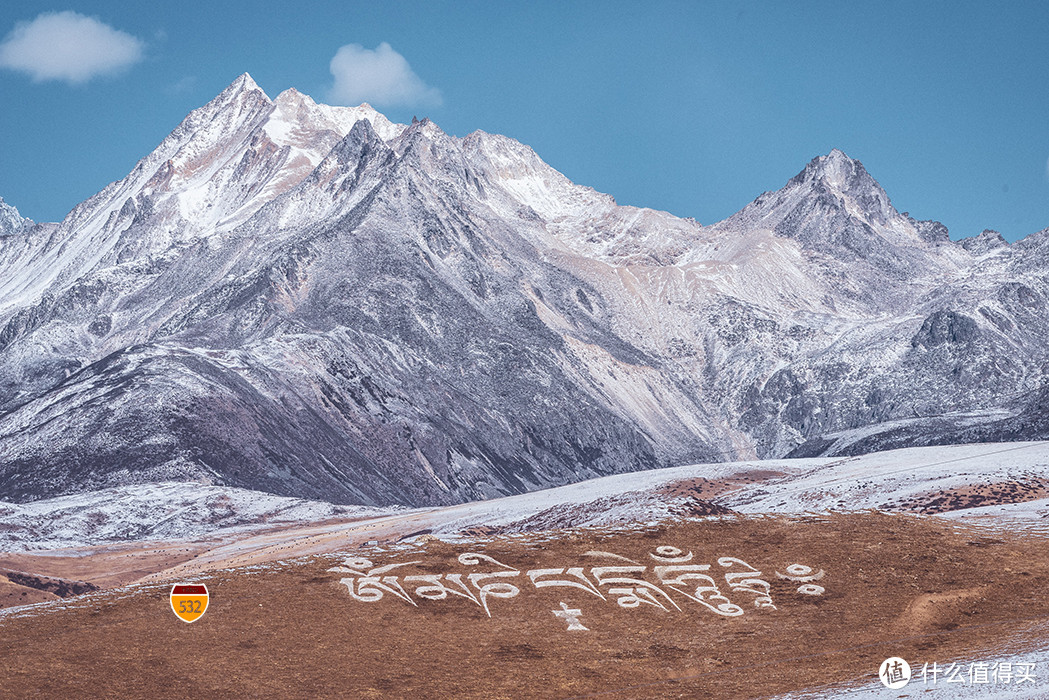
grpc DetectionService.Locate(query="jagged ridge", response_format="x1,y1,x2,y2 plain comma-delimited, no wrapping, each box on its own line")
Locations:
0,74,1046,506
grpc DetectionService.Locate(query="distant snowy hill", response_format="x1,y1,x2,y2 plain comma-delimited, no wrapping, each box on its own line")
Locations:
1,73,1047,507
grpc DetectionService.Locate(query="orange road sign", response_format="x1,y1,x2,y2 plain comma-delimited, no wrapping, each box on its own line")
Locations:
170,584,209,623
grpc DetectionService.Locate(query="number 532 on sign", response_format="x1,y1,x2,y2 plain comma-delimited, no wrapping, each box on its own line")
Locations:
170,584,209,623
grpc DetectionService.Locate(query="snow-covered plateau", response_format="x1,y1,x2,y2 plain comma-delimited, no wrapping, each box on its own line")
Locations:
2,442,1045,552
1,74,1048,513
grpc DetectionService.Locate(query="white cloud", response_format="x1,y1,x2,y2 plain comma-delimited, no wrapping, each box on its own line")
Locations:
0,11,144,84
328,42,441,108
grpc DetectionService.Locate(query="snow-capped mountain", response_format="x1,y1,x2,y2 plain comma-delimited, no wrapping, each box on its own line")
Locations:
0,197,30,237
0,74,1046,507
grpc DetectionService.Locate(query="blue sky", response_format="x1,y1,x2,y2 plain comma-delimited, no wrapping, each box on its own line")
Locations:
0,1,1046,241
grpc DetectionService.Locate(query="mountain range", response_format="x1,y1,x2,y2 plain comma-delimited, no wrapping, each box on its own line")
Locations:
1,73,1047,507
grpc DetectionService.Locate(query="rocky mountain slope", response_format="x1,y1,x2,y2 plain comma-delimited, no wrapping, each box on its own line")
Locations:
0,74,1046,507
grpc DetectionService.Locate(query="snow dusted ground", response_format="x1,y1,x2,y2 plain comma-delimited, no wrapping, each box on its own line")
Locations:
413,441,1049,536
774,639,1049,698
0,482,399,551
726,442,1049,517
2,441,1046,552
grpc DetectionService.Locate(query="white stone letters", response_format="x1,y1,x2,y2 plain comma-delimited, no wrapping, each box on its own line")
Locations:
553,602,589,631
331,546,829,622
775,563,827,596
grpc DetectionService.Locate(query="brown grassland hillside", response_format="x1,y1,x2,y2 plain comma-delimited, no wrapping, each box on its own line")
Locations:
2,513,1048,698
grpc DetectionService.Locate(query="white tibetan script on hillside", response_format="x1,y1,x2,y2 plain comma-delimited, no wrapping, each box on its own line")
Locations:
329,546,826,621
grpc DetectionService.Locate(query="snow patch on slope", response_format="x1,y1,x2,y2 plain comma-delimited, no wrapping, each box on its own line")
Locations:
0,482,400,551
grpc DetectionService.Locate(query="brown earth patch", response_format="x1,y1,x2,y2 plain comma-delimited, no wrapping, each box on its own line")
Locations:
2,513,1048,698
893,586,992,634
1,569,97,598
656,470,787,501
669,496,734,517
0,577,58,608
885,478,1049,514
0,513,388,602
0,541,213,595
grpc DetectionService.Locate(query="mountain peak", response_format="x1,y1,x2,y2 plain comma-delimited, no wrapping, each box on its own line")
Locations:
218,72,270,103
793,149,876,193
825,147,851,163
725,149,895,230
783,149,898,226
960,228,1008,254
274,86,310,107
232,72,260,91
715,148,943,274
0,196,31,236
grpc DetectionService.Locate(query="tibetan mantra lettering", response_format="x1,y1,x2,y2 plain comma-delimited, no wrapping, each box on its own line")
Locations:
329,545,826,620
